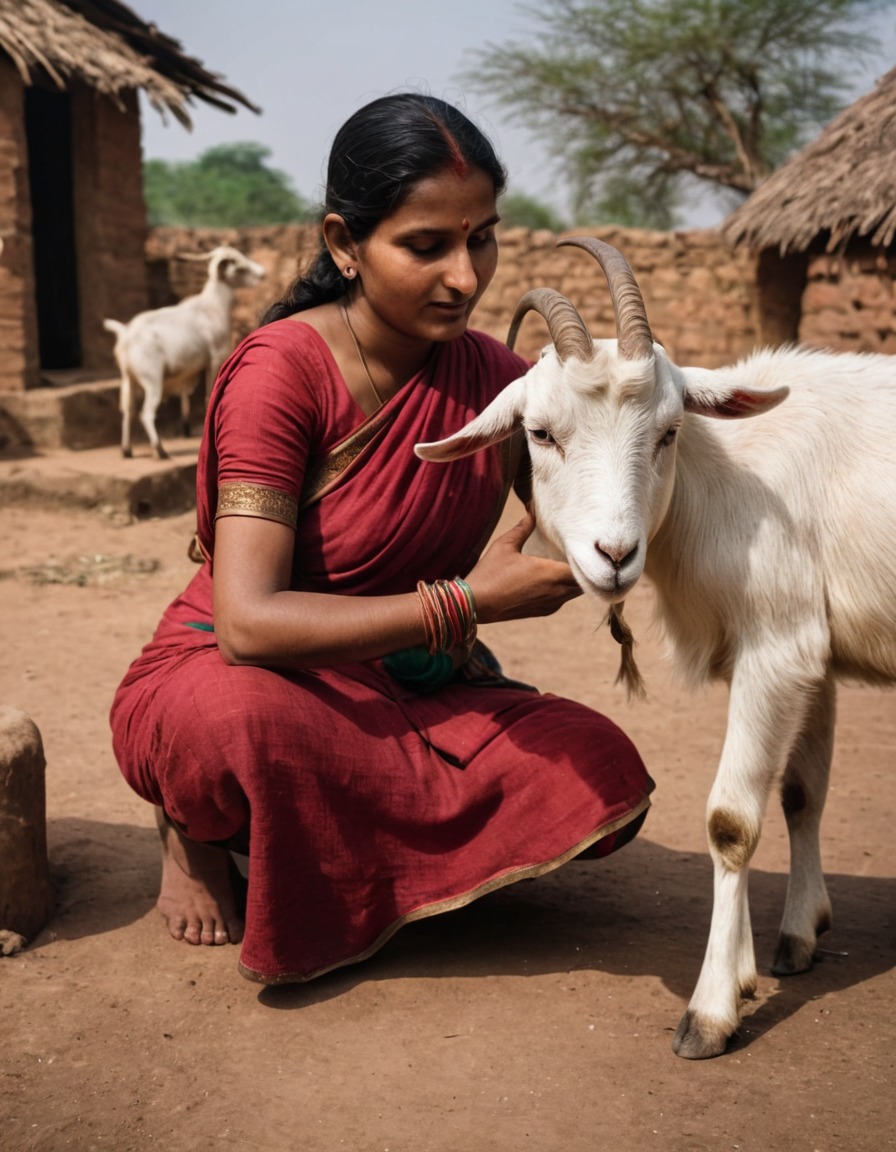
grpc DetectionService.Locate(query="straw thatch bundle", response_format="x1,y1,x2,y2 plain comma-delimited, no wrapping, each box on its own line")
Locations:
724,67,896,255
0,0,258,126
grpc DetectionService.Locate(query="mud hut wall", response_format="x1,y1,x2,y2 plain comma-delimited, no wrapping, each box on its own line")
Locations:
479,226,760,367
147,224,762,369
799,244,896,354
0,60,40,393
72,85,149,373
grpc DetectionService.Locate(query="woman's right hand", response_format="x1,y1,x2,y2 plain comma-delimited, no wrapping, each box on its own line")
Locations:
465,513,583,624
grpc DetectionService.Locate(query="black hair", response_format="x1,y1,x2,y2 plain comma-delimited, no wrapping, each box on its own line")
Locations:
260,93,507,324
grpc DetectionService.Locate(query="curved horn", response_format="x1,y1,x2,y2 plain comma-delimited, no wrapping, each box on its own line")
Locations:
507,287,593,363
558,237,654,361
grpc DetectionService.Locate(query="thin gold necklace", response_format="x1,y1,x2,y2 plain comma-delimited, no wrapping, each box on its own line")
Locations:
340,303,384,410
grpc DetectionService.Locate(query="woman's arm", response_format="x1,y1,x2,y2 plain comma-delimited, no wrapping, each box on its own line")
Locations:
212,511,581,669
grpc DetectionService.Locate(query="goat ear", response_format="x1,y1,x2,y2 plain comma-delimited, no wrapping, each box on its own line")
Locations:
415,376,526,461
680,368,789,420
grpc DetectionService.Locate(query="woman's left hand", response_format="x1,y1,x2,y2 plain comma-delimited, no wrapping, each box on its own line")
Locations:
464,513,582,624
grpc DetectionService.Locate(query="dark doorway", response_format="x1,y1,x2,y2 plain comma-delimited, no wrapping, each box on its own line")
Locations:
756,247,808,347
24,85,82,370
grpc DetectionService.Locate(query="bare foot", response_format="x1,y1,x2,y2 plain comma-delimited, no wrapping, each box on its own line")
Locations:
155,807,245,946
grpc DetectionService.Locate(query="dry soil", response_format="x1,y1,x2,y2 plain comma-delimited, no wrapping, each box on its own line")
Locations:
1,497,893,1152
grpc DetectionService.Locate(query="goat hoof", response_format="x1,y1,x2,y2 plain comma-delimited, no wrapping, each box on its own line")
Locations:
122,447,133,459
154,447,171,461
672,1009,731,1059
771,933,816,975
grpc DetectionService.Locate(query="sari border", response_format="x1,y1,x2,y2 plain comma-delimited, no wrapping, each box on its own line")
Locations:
236,793,652,986
299,399,398,511
215,481,299,529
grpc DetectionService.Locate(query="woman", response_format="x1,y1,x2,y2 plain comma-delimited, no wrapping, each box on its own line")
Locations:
110,93,654,985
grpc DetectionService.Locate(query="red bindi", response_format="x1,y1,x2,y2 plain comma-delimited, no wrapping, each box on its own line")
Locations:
461,217,470,231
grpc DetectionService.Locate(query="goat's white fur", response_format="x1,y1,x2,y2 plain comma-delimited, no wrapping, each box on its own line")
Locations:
417,330,895,1059
104,245,266,459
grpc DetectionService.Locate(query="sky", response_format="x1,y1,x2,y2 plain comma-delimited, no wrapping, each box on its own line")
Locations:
136,0,896,230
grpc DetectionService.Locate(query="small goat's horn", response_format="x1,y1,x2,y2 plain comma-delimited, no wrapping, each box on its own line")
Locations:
175,251,212,262
507,287,593,363
558,237,655,362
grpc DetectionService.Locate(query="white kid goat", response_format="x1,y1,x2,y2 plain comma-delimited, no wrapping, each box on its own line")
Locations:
104,245,266,459
416,237,896,1059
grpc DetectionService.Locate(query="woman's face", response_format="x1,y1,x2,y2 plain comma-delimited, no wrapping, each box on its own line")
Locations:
352,165,500,346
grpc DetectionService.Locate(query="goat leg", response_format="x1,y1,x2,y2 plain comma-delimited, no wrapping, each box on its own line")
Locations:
773,673,835,974
673,645,826,1058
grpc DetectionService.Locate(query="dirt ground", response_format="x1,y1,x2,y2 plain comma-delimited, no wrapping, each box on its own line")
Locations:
1,495,893,1152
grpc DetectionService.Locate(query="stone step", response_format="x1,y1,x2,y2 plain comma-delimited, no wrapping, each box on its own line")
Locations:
0,440,200,520
0,372,205,453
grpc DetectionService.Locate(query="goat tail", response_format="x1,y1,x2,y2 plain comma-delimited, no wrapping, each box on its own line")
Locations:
608,602,647,701
103,318,126,337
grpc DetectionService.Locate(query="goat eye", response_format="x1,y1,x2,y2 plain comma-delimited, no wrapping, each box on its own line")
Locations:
528,427,555,445
659,426,677,447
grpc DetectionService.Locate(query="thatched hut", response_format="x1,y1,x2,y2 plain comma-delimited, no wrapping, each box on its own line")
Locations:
723,67,896,354
0,0,257,394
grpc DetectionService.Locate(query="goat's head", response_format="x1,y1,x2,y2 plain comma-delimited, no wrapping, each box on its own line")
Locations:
178,246,267,289
416,237,788,606
208,245,267,288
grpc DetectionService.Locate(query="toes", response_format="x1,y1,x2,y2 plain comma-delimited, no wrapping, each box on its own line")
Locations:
199,921,224,945
165,916,189,942
202,920,239,945
160,906,237,946
183,921,204,945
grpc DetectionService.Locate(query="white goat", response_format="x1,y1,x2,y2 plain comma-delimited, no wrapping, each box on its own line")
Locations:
416,237,896,1060
104,245,266,459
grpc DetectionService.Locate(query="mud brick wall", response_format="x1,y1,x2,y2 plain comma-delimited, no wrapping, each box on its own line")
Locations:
0,77,149,390
801,243,896,354
72,83,149,372
146,224,896,365
0,59,40,392
148,223,764,368
474,226,760,366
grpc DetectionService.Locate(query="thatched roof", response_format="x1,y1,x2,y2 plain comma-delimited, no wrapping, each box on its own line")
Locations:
0,0,259,127
723,67,896,254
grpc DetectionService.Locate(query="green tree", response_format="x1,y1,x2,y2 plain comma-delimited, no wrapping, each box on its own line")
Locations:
144,141,313,227
500,190,569,230
463,0,893,228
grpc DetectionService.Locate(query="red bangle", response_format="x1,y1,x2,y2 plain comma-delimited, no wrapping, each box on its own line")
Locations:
416,577,478,657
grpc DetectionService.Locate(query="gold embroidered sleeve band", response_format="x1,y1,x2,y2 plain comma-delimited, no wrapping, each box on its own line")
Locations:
215,482,298,529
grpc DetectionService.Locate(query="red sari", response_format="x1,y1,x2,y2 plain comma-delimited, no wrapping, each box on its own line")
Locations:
110,319,653,984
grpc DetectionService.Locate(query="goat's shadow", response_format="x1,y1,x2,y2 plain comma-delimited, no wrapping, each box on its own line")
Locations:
31,817,895,1052
254,836,892,1051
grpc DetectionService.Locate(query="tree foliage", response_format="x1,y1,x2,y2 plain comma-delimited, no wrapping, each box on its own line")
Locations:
144,141,314,227
463,0,893,227
500,190,569,230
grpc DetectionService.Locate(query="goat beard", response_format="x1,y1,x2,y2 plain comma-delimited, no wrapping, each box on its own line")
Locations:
607,603,647,700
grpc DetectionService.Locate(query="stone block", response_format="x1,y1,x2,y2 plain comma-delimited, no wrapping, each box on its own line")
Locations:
0,706,51,950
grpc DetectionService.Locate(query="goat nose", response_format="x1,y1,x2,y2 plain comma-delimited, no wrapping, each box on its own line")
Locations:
595,540,638,570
